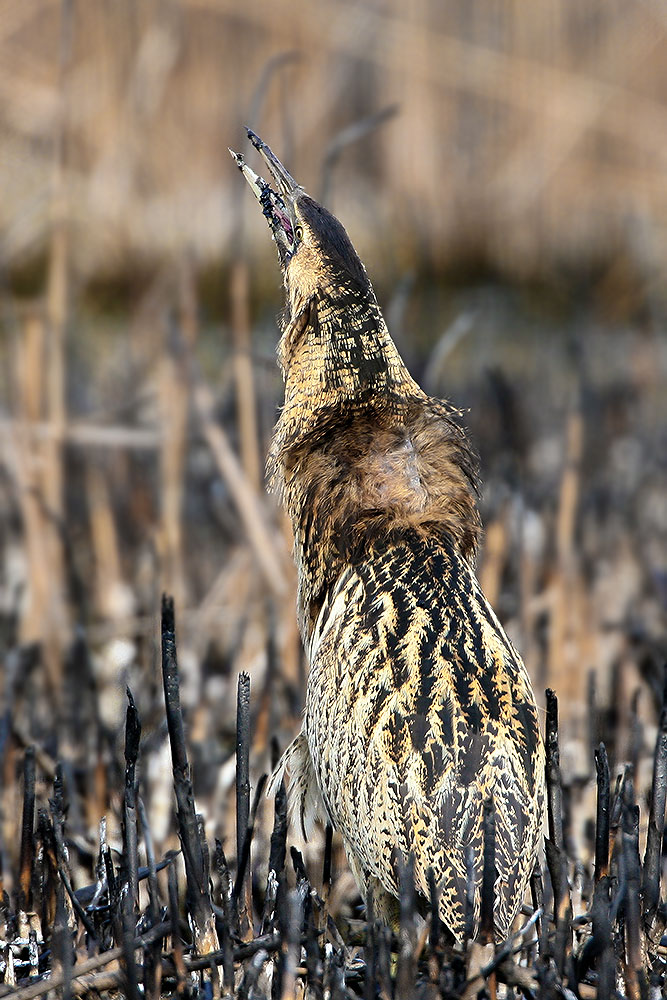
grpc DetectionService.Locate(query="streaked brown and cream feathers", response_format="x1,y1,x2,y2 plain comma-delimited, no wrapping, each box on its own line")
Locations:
232,131,545,942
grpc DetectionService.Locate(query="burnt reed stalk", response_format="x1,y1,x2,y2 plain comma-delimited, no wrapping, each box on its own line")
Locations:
2,605,666,996
122,688,141,912
594,742,611,882
161,594,217,957
18,746,35,915
642,662,667,938
235,670,253,939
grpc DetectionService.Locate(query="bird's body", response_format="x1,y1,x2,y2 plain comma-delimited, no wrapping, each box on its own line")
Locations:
232,132,545,941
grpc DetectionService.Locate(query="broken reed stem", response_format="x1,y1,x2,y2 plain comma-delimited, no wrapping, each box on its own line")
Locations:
137,797,160,925
51,882,73,1000
262,779,287,935
641,663,667,935
545,688,564,852
122,689,141,911
161,594,218,957
594,742,610,882
121,891,141,1000
321,822,333,918
49,765,77,930
236,670,253,939
18,746,35,913
4,924,174,1000
544,687,573,978
622,791,646,998
137,796,162,1000
213,840,236,991
280,890,303,1000
233,773,267,908
167,860,188,996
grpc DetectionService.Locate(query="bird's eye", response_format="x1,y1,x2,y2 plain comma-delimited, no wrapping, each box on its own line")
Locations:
294,225,304,242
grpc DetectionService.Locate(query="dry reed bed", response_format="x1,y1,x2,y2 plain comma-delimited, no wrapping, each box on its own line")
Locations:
2,1,667,287
2,107,667,998
1,4,666,996
0,598,665,998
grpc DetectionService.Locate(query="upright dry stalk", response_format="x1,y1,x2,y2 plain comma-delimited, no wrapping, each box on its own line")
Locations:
158,311,190,613
194,381,288,597
548,406,584,717
86,462,125,620
14,315,48,647
43,0,73,667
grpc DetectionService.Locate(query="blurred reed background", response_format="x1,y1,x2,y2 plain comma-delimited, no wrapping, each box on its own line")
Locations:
0,0,666,930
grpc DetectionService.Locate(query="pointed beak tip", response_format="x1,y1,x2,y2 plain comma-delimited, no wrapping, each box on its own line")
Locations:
229,147,243,166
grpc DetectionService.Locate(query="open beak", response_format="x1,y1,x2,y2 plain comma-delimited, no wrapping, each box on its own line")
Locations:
246,129,300,199
229,129,302,265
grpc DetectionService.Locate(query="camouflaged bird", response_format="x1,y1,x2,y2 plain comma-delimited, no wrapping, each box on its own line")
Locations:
231,130,545,941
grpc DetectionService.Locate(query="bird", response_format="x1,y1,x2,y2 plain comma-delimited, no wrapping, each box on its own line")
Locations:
231,129,545,942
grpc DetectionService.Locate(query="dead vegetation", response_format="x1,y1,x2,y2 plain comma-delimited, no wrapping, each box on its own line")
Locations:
1,1,667,996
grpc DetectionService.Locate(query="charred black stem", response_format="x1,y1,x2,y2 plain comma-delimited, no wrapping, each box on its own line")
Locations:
262,777,287,934
161,594,217,955
121,891,141,1000
18,746,35,913
52,879,73,1000
137,796,162,1000
236,670,252,937
122,688,141,911
233,773,267,905
545,689,564,852
594,742,610,882
641,663,667,933
167,857,188,996
322,823,333,895
622,789,647,997
213,840,235,991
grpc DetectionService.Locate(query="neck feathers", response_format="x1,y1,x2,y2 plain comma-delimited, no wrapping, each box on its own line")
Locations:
267,275,481,637
268,279,423,482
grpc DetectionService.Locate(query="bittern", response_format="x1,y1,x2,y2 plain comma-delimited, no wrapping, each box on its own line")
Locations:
231,130,545,941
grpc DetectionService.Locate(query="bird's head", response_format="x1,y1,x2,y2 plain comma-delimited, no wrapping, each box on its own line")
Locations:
230,129,369,319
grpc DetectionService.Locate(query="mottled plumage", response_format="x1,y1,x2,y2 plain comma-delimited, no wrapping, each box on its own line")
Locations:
232,131,545,941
